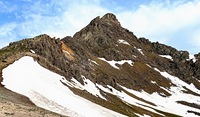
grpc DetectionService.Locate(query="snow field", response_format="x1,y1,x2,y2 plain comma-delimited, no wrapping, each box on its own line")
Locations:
98,58,134,69
137,48,145,56
159,55,173,61
2,56,126,117
118,39,131,46
2,56,200,117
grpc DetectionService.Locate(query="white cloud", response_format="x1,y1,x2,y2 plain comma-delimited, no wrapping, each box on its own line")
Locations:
0,23,18,48
189,29,200,53
12,0,108,38
0,0,109,49
117,0,200,53
118,1,200,36
21,0,32,2
0,1,17,13
192,30,200,45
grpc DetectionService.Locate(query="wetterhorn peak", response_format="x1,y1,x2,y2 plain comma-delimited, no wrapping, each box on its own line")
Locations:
101,13,121,26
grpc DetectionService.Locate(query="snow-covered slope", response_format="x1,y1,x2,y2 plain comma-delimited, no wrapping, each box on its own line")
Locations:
1,56,126,117
2,56,200,117
97,83,200,117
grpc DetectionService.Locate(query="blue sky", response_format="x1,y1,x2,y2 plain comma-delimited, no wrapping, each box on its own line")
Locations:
0,0,200,54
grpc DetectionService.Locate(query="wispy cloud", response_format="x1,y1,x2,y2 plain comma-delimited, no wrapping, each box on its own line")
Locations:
13,0,108,37
117,0,200,53
0,1,17,13
21,0,32,2
0,23,18,48
0,0,108,48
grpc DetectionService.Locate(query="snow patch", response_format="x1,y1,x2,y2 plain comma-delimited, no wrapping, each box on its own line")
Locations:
63,76,105,100
151,81,157,84
143,115,151,117
159,55,173,61
137,49,145,56
96,84,164,116
118,39,130,45
2,56,126,117
132,55,137,58
82,76,106,99
30,50,35,54
60,72,106,100
146,64,152,68
98,58,134,69
97,75,200,117
187,54,197,63
121,86,200,117
89,59,99,65
135,113,150,117
61,77,83,90
154,68,200,94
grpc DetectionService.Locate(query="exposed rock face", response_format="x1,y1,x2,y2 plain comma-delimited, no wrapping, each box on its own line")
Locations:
71,13,137,61
101,13,121,26
152,42,189,61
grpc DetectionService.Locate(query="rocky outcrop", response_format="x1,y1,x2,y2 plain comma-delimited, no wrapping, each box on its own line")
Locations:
101,13,121,26
70,13,138,61
152,42,189,61
138,38,200,88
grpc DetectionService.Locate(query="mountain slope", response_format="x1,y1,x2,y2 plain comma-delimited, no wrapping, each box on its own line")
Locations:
0,13,200,117
2,56,125,117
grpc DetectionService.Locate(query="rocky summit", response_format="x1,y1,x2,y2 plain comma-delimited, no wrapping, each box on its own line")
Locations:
0,13,200,117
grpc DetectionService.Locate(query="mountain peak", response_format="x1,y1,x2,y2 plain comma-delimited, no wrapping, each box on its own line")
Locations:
73,13,124,41
101,13,120,26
